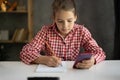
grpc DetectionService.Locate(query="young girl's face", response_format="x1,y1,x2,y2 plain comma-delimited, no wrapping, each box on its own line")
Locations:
54,10,77,37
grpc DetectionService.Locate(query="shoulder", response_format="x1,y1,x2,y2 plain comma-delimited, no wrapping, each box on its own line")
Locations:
33,24,55,40
74,23,90,33
36,24,55,35
41,24,55,31
74,23,92,38
34,24,55,37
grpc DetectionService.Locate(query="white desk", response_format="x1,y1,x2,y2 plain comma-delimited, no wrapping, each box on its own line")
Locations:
0,60,120,80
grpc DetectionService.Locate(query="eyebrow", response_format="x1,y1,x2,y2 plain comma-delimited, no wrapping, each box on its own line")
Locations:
57,18,73,20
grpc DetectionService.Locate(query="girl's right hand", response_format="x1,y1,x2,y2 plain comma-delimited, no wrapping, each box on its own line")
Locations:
44,56,62,67
33,56,61,67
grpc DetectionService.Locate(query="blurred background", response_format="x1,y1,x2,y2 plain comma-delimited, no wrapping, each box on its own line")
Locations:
0,0,120,61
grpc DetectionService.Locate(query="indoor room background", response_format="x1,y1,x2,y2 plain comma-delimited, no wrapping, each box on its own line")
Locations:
0,0,119,61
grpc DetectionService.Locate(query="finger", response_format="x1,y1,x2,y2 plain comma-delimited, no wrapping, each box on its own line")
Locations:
48,60,58,67
76,62,91,69
52,56,58,62
57,58,62,66
52,56,61,63
46,57,57,67
53,57,62,66
47,61,55,67
81,61,92,67
51,56,61,66
75,62,83,68
82,59,91,63
82,58,95,66
79,65,91,69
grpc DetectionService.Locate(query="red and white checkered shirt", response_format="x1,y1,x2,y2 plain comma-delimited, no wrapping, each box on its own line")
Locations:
20,23,106,64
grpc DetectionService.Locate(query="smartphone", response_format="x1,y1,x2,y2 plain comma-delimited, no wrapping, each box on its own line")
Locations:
28,77,59,80
73,53,92,69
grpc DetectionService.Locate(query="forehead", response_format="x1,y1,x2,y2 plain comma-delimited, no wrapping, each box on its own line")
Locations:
55,10,75,19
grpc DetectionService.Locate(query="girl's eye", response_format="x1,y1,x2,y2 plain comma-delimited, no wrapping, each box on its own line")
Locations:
68,20,72,22
58,20,63,23
57,20,72,23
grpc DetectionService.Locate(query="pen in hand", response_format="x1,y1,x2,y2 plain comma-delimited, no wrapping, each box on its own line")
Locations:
45,41,55,56
45,41,62,66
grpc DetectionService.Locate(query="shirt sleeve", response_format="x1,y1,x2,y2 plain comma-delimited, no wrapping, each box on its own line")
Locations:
20,26,47,64
81,27,106,64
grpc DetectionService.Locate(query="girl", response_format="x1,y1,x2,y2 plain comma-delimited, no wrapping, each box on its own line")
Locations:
20,0,106,69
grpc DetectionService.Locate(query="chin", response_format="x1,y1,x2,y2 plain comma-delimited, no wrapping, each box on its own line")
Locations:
61,30,70,34
63,32,69,35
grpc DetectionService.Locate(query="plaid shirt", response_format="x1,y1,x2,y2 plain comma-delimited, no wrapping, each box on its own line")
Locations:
20,23,106,64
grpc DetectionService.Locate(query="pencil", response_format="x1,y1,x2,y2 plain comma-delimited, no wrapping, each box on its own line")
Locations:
45,41,62,66
45,41,55,56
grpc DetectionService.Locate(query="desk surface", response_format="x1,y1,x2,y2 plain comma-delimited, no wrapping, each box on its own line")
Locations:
0,60,120,80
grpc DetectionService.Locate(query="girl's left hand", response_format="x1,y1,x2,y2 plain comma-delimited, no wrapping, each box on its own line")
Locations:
75,56,95,69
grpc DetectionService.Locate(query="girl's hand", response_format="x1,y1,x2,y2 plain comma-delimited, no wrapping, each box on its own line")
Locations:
44,56,62,67
75,56,95,69
33,56,61,67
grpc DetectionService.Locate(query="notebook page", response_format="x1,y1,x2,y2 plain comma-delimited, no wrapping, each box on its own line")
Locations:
36,61,66,73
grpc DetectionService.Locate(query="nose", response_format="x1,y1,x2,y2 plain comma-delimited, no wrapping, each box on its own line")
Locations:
63,21,68,29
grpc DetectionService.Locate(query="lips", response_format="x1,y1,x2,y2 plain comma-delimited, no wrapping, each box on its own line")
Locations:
62,29,67,31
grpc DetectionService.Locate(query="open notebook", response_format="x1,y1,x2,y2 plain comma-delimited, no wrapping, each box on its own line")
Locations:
36,61,66,73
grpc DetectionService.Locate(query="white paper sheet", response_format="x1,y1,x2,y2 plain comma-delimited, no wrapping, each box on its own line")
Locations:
36,61,67,73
